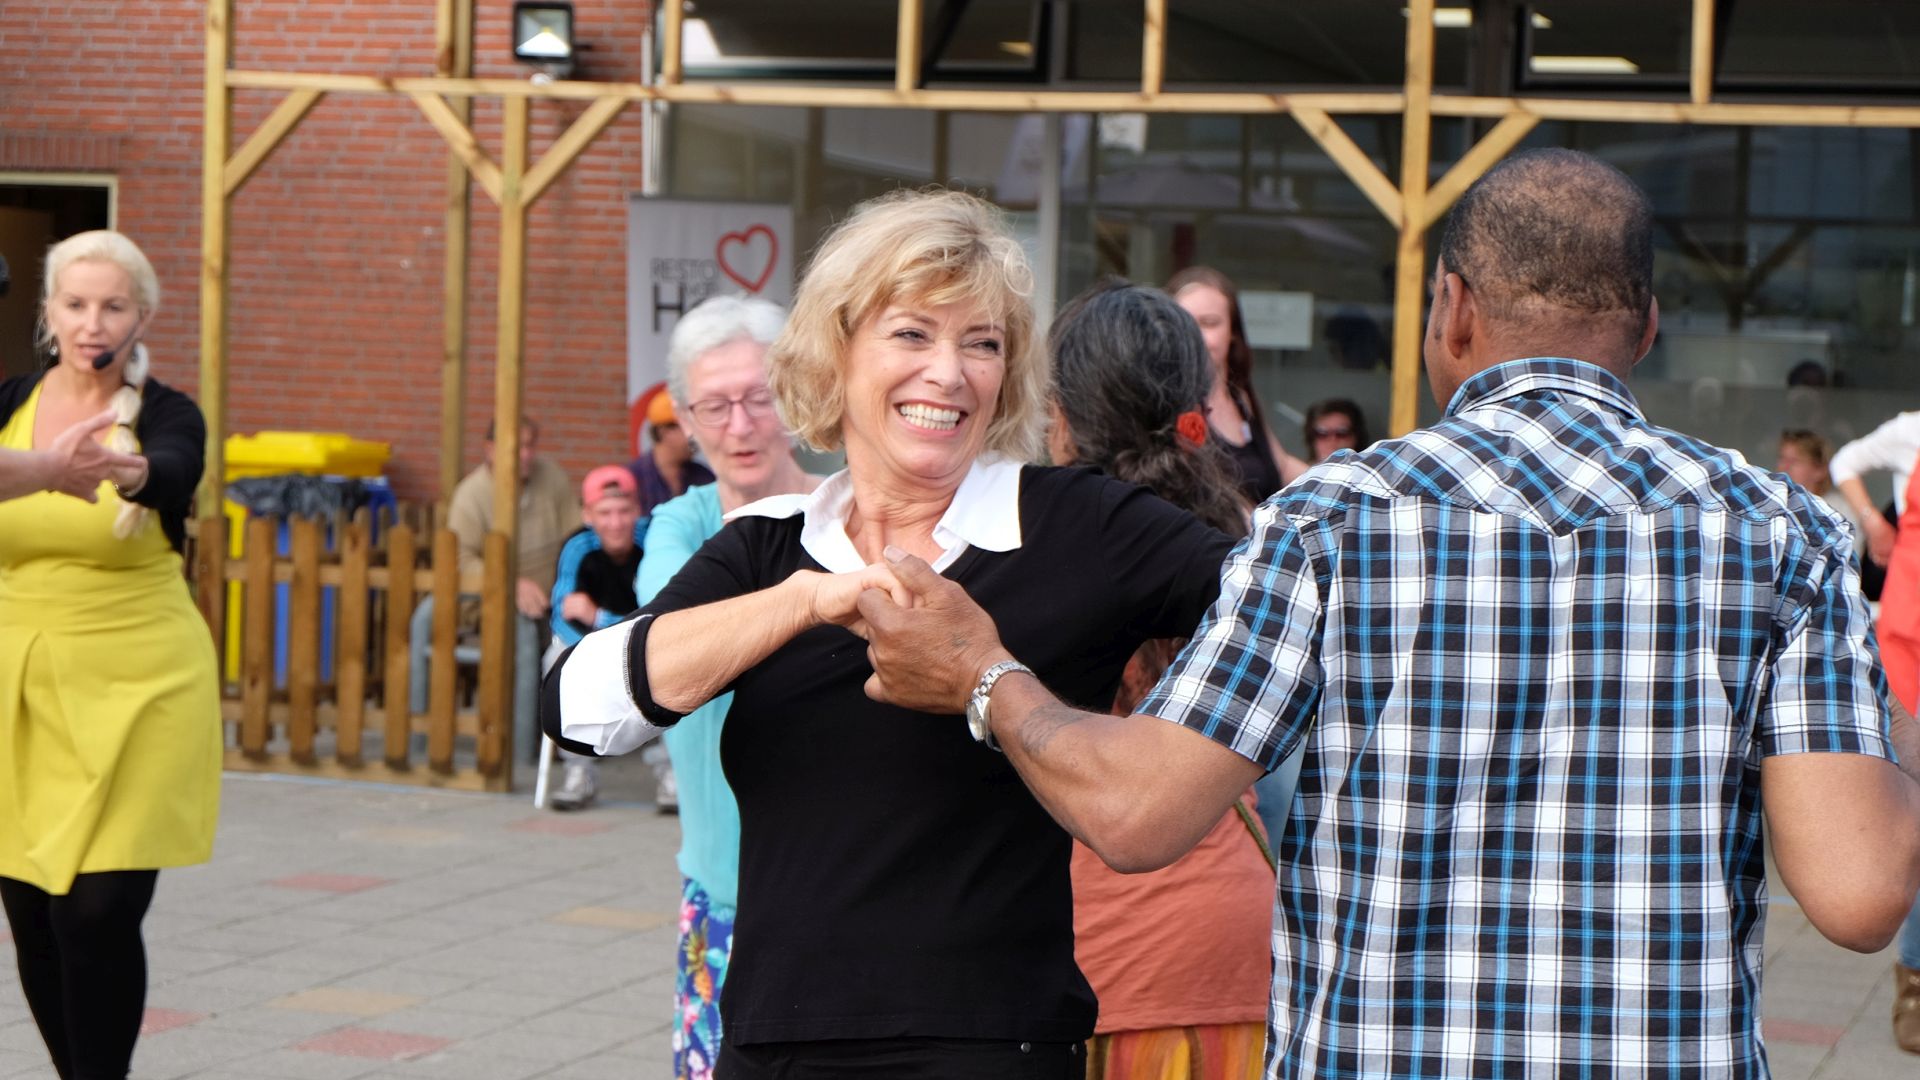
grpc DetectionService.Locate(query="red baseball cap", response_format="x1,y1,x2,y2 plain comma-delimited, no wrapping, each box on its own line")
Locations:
581,465,638,507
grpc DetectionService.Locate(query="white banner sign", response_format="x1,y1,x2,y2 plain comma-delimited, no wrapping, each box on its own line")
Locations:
627,197,794,403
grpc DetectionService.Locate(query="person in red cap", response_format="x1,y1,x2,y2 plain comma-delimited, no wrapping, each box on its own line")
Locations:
543,465,649,810
628,391,714,516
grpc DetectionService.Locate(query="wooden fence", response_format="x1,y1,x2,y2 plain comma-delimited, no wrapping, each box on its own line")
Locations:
185,508,516,792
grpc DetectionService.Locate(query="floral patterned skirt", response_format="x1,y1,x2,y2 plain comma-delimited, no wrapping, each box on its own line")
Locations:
1084,1022,1265,1080
674,876,735,1080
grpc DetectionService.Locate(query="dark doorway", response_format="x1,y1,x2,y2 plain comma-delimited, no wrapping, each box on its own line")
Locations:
0,180,114,379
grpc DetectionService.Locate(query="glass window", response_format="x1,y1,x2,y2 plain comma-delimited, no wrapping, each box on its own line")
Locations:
1720,0,1920,91
677,0,1040,79
1520,1,1689,89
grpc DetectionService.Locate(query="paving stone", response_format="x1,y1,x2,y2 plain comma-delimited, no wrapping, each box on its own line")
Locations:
273,988,427,1017
273,874,396,895
139,1007,208,1035
294,1027,453,1061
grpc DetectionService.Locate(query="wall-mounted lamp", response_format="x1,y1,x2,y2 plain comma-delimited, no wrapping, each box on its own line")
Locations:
512,1,576,78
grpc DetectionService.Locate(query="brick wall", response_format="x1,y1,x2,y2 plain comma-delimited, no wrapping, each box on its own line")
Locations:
0,0,654,500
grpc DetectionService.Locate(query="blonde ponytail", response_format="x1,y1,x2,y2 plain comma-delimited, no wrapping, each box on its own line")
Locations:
108,343,151,539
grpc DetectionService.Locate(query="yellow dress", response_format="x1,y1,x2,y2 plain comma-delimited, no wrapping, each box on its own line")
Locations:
0,382,220,895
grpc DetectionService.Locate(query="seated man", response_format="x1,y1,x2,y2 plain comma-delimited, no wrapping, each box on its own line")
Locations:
436,416,578,762
546,466,648,811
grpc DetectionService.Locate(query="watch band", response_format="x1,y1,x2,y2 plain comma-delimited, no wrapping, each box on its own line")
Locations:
970,659,1033,751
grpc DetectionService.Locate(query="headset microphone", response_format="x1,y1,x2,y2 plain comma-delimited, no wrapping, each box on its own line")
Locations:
92,326,141,371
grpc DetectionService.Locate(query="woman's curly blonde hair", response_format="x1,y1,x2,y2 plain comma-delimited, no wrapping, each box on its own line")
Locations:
767,189,1049,460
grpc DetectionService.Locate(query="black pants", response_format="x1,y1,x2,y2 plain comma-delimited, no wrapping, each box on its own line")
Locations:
0,870,158,1080
719,1036,1084,1079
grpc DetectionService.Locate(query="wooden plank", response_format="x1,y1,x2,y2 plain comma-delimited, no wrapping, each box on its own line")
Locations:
220,558,485,593
1430,94,1920,129
240,515,275,757
286,516,322,764
1390,0,1436,439
407,91,505,204
1290,105,1403,226
382,523,417,769
335,512,371,766
1141,0,1167,96
492,97,529,551
896,0,923,94
222,698,489,739
475,531,512,782
193,513,227,664
1422,110,1540,229
222,88,325,197
227,69,1418,115
198,0,233,520
1691,0,1715,106
520,96,628,208
661,0,684,85
222,749,499,792
438,0,473,503
428,528,460,772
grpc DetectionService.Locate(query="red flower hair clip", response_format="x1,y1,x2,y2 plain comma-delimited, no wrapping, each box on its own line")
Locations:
1175,410,1208,449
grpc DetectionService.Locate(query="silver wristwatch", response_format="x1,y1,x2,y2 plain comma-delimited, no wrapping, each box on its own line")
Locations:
966,659,1033,751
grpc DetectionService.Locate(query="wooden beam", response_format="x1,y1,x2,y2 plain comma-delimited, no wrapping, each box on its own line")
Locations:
1142,0,1168,96
661,0,684,85
438,0,474,502
1430,94,1920,129
485,95,530,795
407,92,504,204
1389,0,1436,438
520,96,628,208
222,89,324,197
198,0,233,520
1290,104,1402,226
1422,110,1540,229
897,0,923,93
1691,0,1715,106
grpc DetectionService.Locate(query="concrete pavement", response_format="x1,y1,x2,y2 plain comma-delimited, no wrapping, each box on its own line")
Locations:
0,769,1914,1078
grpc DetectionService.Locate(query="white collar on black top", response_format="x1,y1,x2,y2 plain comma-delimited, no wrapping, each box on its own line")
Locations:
725,453,1025,573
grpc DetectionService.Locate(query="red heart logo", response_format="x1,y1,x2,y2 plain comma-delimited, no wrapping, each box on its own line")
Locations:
716,225,778,294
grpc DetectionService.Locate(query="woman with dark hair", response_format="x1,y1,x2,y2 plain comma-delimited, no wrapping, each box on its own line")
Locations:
1301,398,1369,465
1165,267,1307,504
1048,281,1274,1080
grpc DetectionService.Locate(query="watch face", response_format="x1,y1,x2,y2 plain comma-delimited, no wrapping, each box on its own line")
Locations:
966,695,989,741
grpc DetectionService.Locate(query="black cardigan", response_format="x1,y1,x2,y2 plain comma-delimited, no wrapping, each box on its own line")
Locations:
0,371,208,552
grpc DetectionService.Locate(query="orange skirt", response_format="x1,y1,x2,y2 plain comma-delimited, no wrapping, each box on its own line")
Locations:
1085,1021,1265,1080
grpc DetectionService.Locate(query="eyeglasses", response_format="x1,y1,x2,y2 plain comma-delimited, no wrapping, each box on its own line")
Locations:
685,387,778,427
1311,425,1354,439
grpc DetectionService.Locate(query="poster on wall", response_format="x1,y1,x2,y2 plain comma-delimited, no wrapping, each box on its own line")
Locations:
627,196,794,406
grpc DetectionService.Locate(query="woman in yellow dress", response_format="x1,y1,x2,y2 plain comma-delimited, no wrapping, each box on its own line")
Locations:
0,230,220,1080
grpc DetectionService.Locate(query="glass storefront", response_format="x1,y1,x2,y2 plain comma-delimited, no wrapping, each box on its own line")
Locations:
662,3,1920,498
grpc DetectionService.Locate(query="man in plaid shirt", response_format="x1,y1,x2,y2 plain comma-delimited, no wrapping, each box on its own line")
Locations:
861,149,1920,1077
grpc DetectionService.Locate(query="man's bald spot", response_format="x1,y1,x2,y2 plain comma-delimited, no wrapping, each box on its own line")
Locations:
1438,148,1654,334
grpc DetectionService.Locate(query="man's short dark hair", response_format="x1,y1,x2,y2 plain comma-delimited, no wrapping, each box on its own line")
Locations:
484,415,539,442
1437,148,1654,334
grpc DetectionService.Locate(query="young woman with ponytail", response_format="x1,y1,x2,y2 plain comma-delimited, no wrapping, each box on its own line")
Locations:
1047,281,1274,1080
0,230,219,1080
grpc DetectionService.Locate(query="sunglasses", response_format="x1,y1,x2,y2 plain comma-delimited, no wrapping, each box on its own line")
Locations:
1311,425,1354,439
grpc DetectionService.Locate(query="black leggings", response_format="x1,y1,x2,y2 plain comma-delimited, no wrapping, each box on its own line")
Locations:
0,870,158,1080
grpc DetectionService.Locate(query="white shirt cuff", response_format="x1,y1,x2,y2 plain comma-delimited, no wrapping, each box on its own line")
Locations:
559,619,667,756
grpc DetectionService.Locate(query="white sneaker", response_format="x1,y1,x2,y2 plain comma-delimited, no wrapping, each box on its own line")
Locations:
653,762,679,815
550,762,597,812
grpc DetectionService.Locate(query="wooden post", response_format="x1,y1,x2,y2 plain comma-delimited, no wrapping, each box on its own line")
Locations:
287,516,322,764
1389,0,1436,438
1141,0,1167,96
897,0,923,94
382,522,417,768
198,0,233,519
661,0,684,85
483,94,530,789
1421,110,1540,229
240,515,275,757
437,0,474,500
336,511,370,766
476,532,512,784
193,513,228,667
428,527,460,771
1691,0,1716,106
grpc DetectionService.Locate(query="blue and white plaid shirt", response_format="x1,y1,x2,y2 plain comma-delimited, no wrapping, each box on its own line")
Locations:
1141,358,1894,1079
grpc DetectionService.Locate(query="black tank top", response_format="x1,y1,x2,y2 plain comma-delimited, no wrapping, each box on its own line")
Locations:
1214,424,1284,505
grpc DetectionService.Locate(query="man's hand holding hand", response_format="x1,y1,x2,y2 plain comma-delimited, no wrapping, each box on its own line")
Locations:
41,410,144,502
858,547,1013,714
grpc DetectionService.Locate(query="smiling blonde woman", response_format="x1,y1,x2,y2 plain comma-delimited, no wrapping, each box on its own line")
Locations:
545,189,1238,1079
